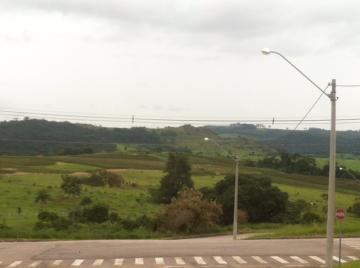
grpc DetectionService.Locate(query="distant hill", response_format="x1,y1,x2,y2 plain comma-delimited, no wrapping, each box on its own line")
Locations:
0,120,267,156
0,119,161,155
208,123,360,156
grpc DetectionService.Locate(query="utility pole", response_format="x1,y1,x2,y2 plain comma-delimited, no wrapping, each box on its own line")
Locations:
204,137,240,240
326,79,337,268
233,156,239,240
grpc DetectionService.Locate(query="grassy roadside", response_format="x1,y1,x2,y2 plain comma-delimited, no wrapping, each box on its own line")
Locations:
0,152,360,240
343,261,360,268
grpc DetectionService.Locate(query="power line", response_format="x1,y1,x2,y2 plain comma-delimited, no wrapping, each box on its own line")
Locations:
337,85,360,87
294,84,329,130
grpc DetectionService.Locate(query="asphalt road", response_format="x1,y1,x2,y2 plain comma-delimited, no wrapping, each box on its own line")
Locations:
0,236,359,267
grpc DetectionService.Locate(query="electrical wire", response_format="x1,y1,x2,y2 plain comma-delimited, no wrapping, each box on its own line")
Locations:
294,84,329,130
337,85,360,87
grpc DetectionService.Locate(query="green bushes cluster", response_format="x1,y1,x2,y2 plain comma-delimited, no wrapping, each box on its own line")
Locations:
158,188,222,232
35,211,72,231
200,175,323,225
82,170,124,187
348,199,360,217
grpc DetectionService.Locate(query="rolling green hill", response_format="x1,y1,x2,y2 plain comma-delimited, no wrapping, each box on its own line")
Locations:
208,124,360,156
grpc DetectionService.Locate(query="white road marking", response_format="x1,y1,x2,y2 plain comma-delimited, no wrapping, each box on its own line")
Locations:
290,256,308,264
333,256,347,263
72,259,84,266
93,259,104,266
348,256,359,261
194,256,206,265
252,256,268,264
309,256,326,264
214,256,227,264
114,258,124,266
271,256,288,264
29,261,42,267
155,257,165,265
52,260,63,266
8,261,23,267
232,256,247,264
175,257,186,265
135,258,144,265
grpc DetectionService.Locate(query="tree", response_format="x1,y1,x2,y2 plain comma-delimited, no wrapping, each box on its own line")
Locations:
202,175,289,223
158,188,222,232
61,175,81,196
83,170,124,187
35,189,51,204
155,153,194,203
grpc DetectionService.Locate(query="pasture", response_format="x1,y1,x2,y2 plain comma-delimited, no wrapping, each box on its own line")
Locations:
0,151,359,240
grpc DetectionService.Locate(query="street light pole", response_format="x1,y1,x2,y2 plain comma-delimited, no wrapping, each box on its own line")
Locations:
261,48,337,268
204,137,239,240
326,79,337,268
233,156,239,240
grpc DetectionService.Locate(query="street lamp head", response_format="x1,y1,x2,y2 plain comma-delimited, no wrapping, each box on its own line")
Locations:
261,47,271,55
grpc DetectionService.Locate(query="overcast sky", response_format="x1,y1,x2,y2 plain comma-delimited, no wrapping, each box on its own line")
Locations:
1,0,360,129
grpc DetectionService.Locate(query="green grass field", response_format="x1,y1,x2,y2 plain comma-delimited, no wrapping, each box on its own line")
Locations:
0,151,359,240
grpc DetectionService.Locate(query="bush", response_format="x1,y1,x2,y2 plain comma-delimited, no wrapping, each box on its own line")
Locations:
52,217,72,231
158,188,222,232
349,201,360,217
35,189,51,204
38,211,59,222
109,212,119,223
203,175,289,224
120,218,141,230
79,196,93,206
82,204,109,223
285,199,311,224
83,170,124,187
61,175,81,196
35,211,72,230
302,212,323,224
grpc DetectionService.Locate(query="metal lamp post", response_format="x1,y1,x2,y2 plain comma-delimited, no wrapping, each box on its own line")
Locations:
261,48,337,268
204,137,239,240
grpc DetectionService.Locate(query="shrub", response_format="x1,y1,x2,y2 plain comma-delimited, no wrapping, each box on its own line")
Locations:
52,217,72,231
79,196,93,206
83,170,124,187
120,218,141,230
158,188,222,232
302,212,323,224
35,211,72,230
349,201,360,217
38,211,59,222
61,175,81,196
109,212,119,223
35,189,51,204
0,223,10,230
203,175,289,224
285,199,311,224
82,204,109,223
237,209,248,224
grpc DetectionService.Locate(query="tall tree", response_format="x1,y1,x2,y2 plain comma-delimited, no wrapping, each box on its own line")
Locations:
156,153,194,203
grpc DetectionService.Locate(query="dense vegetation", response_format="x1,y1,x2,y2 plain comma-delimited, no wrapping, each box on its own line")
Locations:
0,119,161,155
209,123,360,155
252,152,360,180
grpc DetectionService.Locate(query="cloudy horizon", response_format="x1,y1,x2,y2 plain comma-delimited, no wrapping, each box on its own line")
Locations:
1,0,360,130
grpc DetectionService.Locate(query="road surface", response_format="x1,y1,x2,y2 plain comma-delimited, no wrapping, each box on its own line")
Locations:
0,236,359,267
